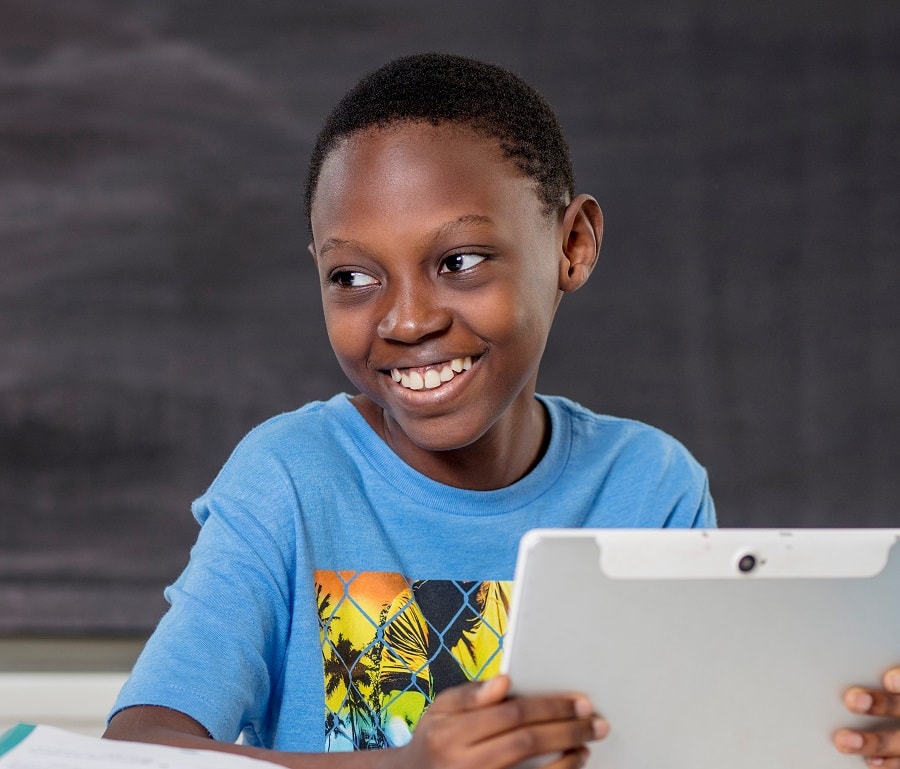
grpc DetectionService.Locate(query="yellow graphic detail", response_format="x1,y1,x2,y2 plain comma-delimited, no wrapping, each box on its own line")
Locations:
315,571,511,751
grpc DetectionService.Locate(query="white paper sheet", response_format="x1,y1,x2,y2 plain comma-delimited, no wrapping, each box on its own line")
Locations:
0,724,285,768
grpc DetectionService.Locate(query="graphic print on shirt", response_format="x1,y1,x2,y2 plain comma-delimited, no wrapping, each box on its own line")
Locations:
315,570,512,751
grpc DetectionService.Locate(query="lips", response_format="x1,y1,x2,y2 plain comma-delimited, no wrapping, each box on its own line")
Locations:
389,356,474,390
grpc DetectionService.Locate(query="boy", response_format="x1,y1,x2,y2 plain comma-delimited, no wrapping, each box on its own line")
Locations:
104,54,898,767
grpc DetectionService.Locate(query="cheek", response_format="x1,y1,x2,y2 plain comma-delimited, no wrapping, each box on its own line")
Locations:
322,306,369,362
465,278,556,344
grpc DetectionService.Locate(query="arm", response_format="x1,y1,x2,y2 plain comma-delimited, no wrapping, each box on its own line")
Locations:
834,666,900,766
104,675,607,769
104,706,383,768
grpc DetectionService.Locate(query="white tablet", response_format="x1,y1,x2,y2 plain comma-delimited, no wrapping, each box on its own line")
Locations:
501,528,900,769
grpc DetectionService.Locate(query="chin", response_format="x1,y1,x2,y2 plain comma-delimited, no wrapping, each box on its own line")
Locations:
391,411,492,453
404,425,483,454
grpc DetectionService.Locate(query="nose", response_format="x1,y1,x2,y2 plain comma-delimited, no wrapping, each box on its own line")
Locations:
377,283,452,343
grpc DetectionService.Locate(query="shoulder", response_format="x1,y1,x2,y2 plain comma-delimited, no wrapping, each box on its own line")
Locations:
232,395,345,452
543,394,694,461
193,394,360,523
216,394,357,473
540,395,715,528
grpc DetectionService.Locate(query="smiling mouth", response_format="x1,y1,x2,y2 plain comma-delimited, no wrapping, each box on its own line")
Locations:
389,356,474,391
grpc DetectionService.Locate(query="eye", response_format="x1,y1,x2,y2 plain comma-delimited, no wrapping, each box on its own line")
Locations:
439,253,487,274
330,270,378,287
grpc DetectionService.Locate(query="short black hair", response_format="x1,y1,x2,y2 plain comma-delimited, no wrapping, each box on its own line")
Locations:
304,53,575,224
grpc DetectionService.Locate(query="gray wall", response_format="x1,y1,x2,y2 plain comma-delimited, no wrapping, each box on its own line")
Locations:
2,1,898,634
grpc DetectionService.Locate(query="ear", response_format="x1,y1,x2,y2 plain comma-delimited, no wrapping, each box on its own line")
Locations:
558,194,603,293
307,241,317,263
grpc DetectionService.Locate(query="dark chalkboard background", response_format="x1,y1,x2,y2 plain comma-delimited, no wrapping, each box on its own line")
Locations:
2,1,898,634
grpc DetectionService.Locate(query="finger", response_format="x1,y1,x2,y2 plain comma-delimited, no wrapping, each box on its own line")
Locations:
835,728,900,757
865,759,900,769
449,694,603,747
845,687,900,718
884,668,900,695
537,746,592,769
467,714,605,769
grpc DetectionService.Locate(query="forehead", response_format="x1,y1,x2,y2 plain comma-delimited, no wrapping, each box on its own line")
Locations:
310,122,547,242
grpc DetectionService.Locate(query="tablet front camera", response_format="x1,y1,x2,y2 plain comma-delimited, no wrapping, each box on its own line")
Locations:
736,552,758,574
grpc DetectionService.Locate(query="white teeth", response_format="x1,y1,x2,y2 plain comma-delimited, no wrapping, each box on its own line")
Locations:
424,370,441,389
390,356,475,391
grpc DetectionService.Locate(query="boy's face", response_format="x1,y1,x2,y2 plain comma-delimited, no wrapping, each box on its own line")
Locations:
309,122,576,461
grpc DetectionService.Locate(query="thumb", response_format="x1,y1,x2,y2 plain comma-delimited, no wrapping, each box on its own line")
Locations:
474,674,511,706
427,675,511,715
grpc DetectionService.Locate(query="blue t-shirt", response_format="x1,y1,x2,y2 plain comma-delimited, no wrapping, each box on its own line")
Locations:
112,393,714,751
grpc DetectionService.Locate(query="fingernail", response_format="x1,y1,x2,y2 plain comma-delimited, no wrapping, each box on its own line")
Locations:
849,689,874,713
867,758,884,767
886,671,900,693
574,698,594,718
480,676,505,698
593,717,609,739
835,730,864,752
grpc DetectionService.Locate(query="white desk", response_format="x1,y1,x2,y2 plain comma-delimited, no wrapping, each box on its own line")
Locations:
0,673,128,736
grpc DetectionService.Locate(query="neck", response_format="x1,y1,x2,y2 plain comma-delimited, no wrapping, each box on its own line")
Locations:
354,395,550,491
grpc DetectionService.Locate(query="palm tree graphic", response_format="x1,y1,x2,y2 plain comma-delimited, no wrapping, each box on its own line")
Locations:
324,632,383,748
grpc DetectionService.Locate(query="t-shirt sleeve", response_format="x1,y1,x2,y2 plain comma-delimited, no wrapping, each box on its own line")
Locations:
110,446,298,743
684,469,716,528
610,418,717,529
660,441,717,529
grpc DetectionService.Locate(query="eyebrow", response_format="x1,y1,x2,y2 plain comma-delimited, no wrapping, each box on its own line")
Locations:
430,214,494,242
317,237,362,257
317,214,495,257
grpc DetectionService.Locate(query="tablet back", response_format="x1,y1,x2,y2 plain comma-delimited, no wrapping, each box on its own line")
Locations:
501,528,900,769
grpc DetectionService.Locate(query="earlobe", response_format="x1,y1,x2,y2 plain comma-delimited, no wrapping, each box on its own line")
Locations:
558,194,603,293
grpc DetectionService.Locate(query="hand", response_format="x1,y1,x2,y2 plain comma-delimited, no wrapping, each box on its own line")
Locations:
394,674,607,769
834,666,900,767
